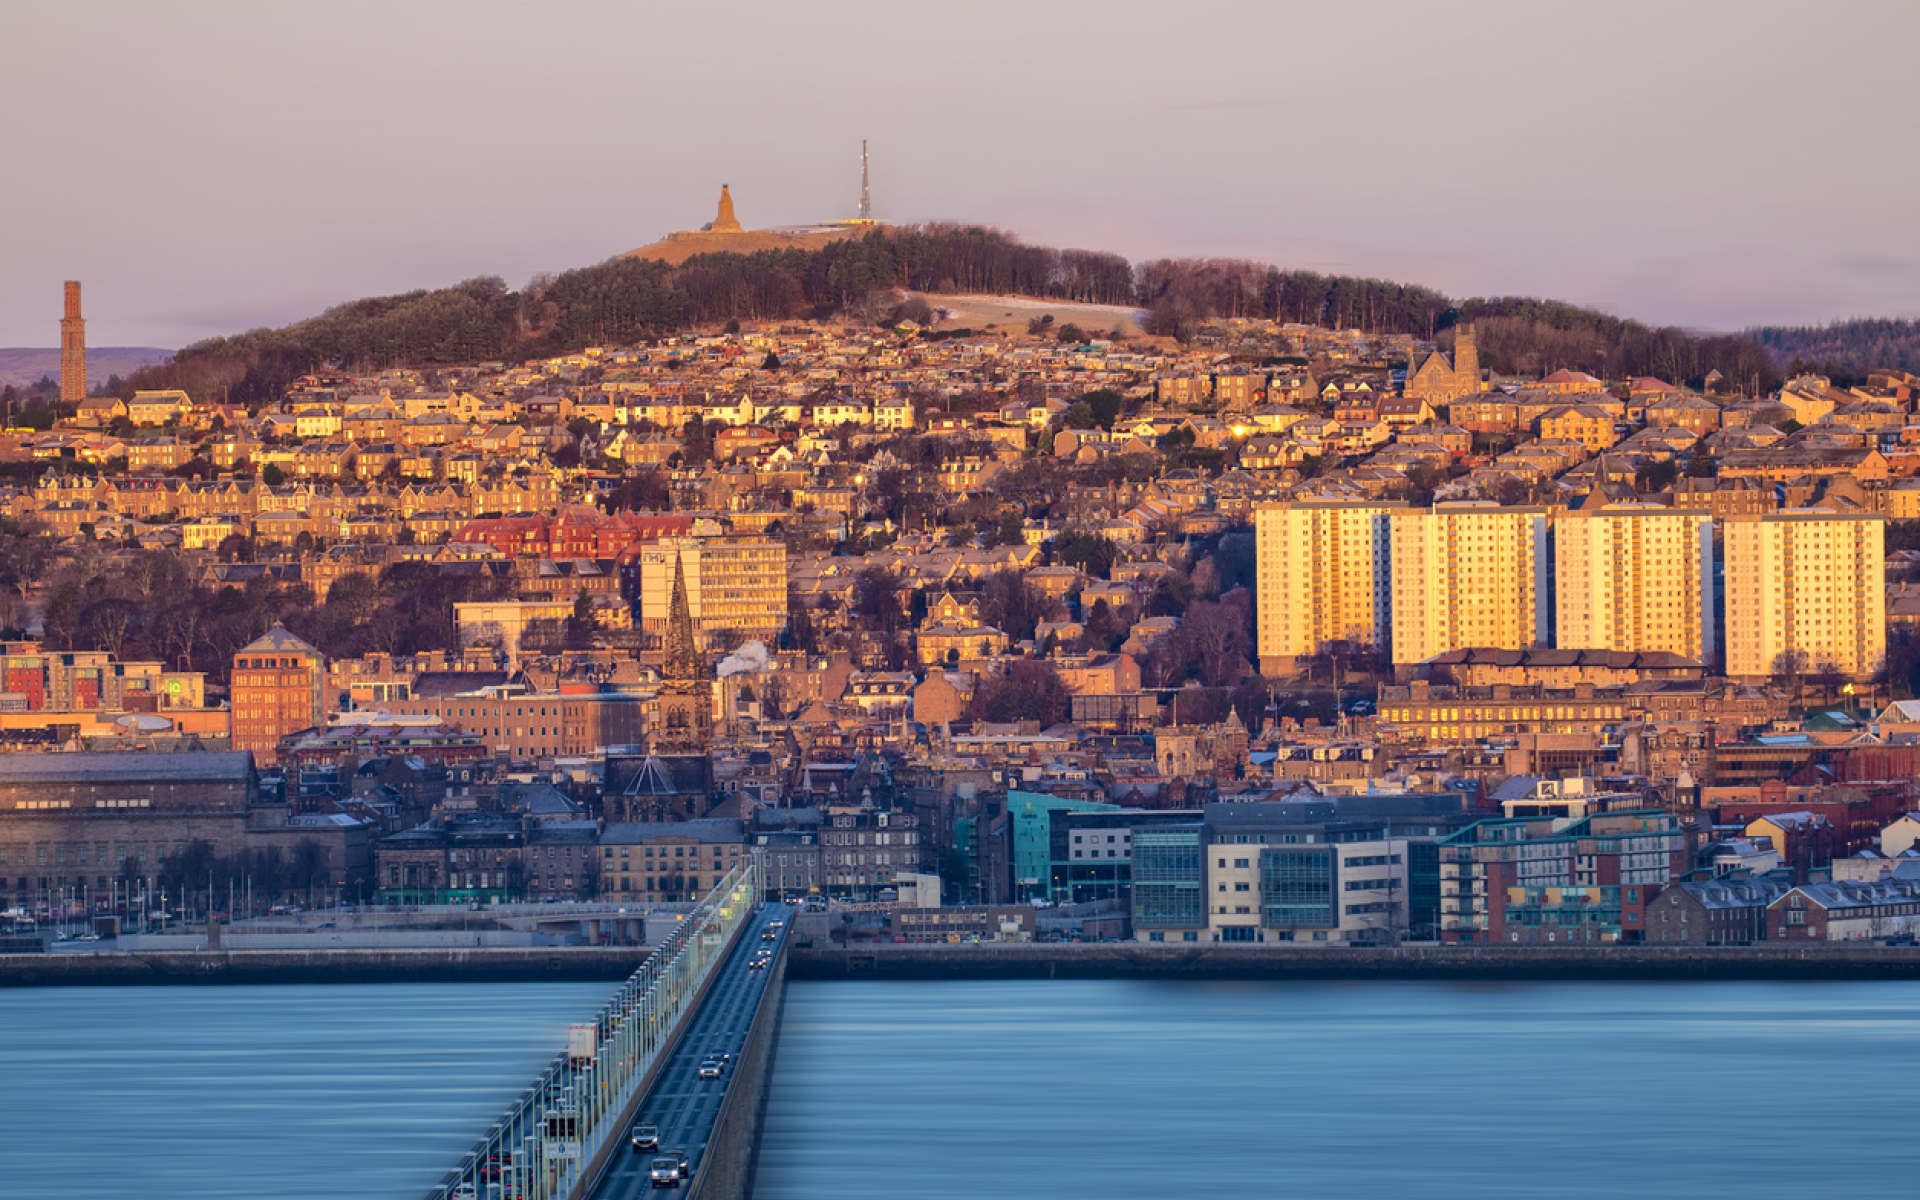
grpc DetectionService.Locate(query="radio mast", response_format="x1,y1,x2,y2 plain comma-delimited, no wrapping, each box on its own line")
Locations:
859,140,872,222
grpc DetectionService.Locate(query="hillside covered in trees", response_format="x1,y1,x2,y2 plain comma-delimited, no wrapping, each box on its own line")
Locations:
1746,318,1920,384
115,224,1804,403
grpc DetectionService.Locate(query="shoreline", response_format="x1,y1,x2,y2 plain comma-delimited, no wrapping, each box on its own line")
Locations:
0,946,651,987
10,943,1920,986
785,943,1920,983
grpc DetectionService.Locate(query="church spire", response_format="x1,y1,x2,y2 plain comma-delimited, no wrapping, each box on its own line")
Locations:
664,551,702,681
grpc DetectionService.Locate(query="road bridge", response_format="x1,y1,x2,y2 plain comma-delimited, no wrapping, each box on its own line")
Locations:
423,863,792,1200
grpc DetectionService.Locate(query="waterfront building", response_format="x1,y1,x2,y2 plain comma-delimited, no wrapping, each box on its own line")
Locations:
1049,807,1202,905
1007,790,1115,902
1254,500,1398,675
230,625,327,765
1439,802,1686,943
1722,510,1885,679
0,751,256,908
752,814,823,901
1131,823,1207,941
1129,805,1431,946
1767,879,1920,941
599,818,746,903
375,812,528,904
0,748,373,909
820,805,923,901
1389,504,1549,666
1554,504,1713,659
1643,879,1788,945
525,822,599,901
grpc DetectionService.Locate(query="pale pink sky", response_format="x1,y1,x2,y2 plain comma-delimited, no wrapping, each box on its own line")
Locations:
4,0,1917,347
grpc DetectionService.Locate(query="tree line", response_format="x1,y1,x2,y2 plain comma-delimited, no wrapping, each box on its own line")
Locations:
36,546,515,685
1746,318,1920,383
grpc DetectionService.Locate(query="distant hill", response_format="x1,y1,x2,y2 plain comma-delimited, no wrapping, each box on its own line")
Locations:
1745,318,1920,383
111,223,1811,403
0,346,173,390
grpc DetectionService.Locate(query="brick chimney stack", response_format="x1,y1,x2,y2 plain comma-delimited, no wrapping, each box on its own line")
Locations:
60,281,86,409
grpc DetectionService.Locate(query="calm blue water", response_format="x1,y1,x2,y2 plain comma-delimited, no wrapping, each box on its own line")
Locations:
756,979,1920,1199
7,979,1919,1199
0,981,615,1199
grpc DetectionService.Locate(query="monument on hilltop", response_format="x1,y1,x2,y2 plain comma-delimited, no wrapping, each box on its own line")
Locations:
623,147,884,265
710,184,743,234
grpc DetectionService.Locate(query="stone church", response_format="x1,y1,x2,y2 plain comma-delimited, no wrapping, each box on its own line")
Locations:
1406,322,1486,405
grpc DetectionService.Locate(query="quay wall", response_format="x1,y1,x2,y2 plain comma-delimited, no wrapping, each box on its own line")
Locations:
13,944,1920,988
788,943,1920,982
0,947,651,987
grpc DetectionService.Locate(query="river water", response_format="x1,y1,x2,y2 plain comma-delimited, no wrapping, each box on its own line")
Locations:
5,978,1918,1199
0,981,615,1199
755,979,1920,1200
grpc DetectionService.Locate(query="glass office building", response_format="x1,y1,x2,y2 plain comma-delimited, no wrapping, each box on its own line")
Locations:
1260,847,1336,929
1132,826,1205,934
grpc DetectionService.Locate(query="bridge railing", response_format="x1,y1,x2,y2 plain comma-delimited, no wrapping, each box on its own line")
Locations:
424,861,758,1200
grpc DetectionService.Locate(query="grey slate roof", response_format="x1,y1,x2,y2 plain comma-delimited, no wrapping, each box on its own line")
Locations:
601,819,745,845
237,623,320,655
0,751,254,784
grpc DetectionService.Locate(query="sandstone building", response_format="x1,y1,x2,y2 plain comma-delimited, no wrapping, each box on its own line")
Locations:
231,625,327,764
1389,504,1548,667
1723,510,1885,679
1254,500,1398,675
1554,504,1714,660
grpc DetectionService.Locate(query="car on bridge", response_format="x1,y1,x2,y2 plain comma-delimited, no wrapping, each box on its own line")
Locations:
630,1123,659,1153
649,1152,689,1187
697,1057,725,1080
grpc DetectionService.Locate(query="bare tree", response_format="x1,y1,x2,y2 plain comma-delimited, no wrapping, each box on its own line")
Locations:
1812,659,1847,707
1771,648,1810,702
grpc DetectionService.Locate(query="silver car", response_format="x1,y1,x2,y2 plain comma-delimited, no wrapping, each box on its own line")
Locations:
649,1155,683,1188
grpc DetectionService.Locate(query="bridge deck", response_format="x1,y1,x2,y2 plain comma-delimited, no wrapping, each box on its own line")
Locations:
590,902,791,1198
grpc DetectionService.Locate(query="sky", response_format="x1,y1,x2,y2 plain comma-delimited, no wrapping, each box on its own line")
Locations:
4,0,1917,348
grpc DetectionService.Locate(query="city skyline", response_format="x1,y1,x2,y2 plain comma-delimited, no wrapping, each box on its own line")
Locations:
4,0,1918,346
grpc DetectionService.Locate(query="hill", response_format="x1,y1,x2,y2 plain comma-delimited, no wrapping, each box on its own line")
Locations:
0,346,172,390
112,223,1795,402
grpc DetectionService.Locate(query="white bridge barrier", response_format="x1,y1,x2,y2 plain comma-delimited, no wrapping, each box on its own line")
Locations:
425,862,757,1200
